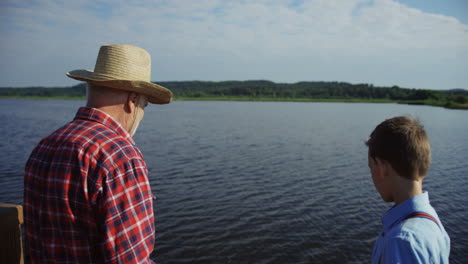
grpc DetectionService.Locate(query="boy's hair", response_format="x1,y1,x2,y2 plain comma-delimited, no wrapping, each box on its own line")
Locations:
366,116,431,180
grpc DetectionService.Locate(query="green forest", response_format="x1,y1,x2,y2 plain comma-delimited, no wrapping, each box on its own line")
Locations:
1,80,467,109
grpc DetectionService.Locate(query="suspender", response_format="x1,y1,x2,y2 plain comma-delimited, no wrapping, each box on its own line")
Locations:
403,212,440,228
385,211,440,232
377,212,440,263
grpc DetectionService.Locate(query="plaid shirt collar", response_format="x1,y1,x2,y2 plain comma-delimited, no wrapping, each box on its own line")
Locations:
74,107,136,145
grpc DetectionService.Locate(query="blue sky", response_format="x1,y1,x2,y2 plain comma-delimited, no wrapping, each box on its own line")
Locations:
0,0,467,90
396,0,468,24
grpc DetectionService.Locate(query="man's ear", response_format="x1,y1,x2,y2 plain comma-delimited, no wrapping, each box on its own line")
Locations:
125,92,139,113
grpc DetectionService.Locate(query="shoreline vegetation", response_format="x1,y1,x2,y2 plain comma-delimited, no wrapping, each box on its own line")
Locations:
1,80,467,110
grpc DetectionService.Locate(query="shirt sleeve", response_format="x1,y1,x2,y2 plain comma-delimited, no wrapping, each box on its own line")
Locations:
382,233,425,264
97,157,156,264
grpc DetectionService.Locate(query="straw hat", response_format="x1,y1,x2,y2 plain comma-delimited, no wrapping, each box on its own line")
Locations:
66,44,173,104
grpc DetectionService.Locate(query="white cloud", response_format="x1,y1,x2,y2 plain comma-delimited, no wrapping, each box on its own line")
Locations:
0,0,467,89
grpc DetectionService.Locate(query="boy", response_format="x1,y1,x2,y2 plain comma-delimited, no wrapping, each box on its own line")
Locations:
366,116,450,263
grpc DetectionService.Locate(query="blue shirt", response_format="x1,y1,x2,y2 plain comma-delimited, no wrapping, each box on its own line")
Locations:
372,192,450,263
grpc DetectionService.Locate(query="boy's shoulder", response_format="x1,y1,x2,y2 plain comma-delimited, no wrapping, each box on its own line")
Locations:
387,201,448,243
388,215,442,241
382,212,450,263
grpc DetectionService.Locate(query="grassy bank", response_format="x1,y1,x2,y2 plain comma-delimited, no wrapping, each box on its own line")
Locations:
175,96,396,103
402,99,468,110
3,95,467,109
0,95,85,100
175,96,468,109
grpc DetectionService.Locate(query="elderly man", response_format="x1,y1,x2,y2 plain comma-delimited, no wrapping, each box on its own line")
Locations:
23,44,172,263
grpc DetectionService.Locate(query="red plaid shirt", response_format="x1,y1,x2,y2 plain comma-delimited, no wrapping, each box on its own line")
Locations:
24,107,155,263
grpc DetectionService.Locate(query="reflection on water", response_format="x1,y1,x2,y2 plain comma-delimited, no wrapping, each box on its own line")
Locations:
1,99,467,263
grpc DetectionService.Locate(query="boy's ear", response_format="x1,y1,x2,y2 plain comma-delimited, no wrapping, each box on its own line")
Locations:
373,157,389,179
376,158,393,178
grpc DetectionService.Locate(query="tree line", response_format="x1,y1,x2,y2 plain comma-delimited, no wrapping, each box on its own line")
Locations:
1,80,467,105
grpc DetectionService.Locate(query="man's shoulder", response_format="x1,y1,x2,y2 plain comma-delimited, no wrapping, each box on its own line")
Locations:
40,119,140,160
46,119,123,145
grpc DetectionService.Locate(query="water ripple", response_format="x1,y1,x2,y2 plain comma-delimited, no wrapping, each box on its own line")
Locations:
1,100,467,263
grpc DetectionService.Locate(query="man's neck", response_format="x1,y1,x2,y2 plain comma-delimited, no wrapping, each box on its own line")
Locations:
90,104,129,132
391,174,423,206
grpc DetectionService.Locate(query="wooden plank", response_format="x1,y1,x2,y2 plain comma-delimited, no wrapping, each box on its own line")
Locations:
0,203,24,264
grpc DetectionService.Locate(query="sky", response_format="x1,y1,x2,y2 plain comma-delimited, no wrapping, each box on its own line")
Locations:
0,0,467,90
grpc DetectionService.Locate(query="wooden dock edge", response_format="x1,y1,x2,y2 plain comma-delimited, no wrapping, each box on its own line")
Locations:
0,203,24,264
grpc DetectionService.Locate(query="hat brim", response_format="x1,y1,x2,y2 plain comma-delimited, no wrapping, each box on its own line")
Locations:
66,70,173,104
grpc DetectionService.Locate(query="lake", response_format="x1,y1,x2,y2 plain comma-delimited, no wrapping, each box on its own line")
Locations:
0,99,467,263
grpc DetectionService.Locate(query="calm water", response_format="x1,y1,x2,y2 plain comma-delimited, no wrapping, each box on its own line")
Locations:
1,99,467,263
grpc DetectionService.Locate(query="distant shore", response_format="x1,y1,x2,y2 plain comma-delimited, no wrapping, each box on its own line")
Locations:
2,95,468,110
2,80,467,110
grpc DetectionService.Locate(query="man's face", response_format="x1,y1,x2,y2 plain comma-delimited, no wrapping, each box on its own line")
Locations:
130,95,148,136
